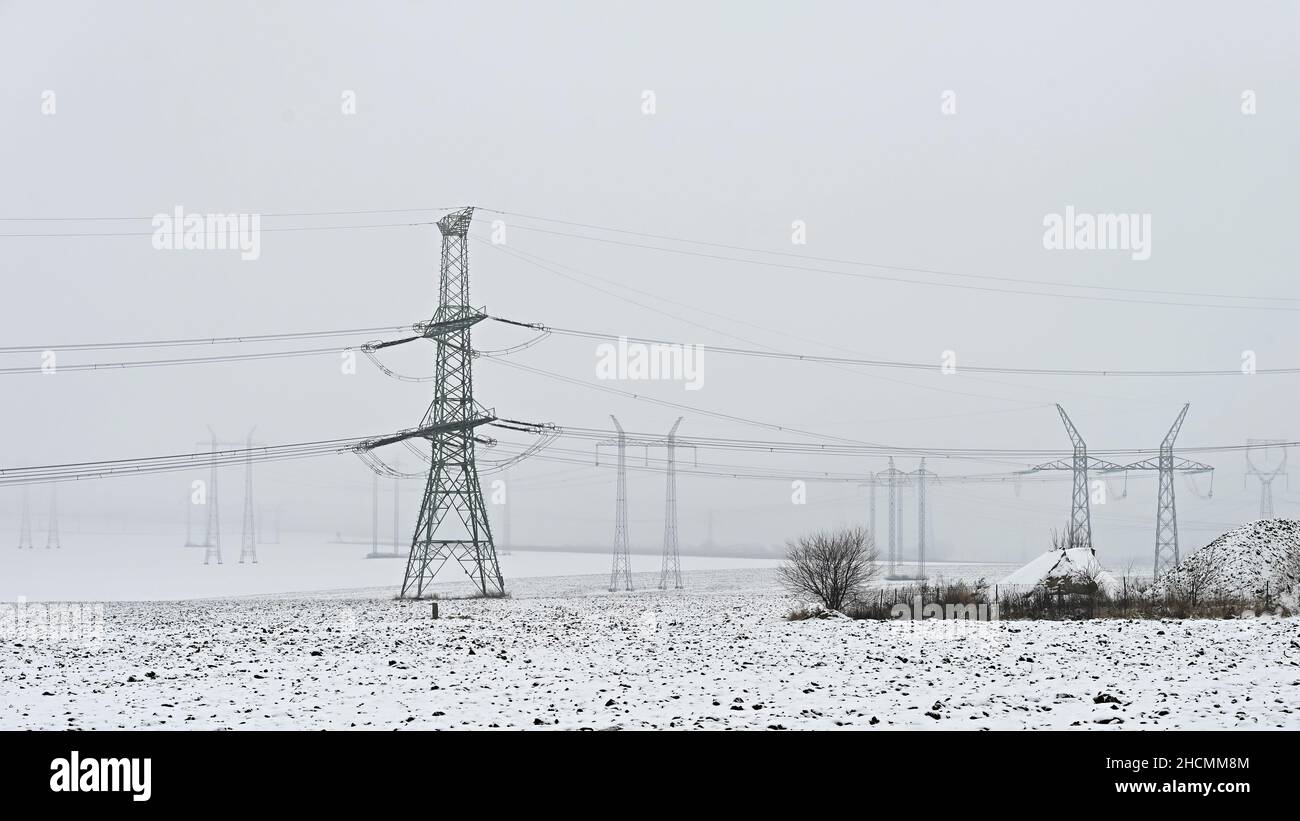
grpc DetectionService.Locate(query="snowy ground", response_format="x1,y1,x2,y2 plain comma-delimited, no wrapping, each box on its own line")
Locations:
4,566,1299,730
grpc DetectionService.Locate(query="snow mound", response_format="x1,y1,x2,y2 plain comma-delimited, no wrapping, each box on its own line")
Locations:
1151,519,1300,599
997,548,1121,597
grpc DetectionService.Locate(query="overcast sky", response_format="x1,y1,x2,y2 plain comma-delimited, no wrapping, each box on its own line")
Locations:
2,1,1298,569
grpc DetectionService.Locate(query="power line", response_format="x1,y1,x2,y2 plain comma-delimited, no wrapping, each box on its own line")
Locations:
491,315,1300,377
488,416,1300,463
478,207,1300,310
0,221,439,238
0,345,358,375
0,206,462,222
0,436,362,487
475,235,1069,407
0,324,409,354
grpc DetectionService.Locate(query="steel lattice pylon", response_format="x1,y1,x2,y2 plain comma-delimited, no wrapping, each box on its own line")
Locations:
659,417,683,590
1025,404,1211,573
912,458,937,579
1153,405,1188,578
878,457,910,576
1059,405,1092,549
401,207,504,598
594,417,695,592
1025,406,1125,551
608,415,633,591
1245,439,1288,520
1113,405,1210,578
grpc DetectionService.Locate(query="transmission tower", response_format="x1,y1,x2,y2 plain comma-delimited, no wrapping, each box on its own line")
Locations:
1154,407,1190,579
45,484,61,549
1153,405,1186,577
1060,405,1092,549
606,415,634,591
239,428,258,563
878,458,909,576
897,480,906,557
1024,406,1126,551
911,459,938,579
18,487,33,549
594,417,697,591
1245,439,1288,519
1101,405,1210,577
1025,405,1211,571
1114,404,1211,579
355,207,503,598
659,417,684,590
203,427,222,565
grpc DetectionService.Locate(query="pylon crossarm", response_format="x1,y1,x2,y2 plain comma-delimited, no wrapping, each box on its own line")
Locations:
1118,457,1213,472
414,311,488,339
1026,457,1126,473
356,416,499,452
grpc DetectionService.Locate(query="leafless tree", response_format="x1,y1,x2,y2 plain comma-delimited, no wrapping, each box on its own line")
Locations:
779,526,879,611
1050,523,1088,552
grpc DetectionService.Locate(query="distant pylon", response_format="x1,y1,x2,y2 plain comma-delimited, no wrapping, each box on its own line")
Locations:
1027,405,1209,565
18,487,33,549
878,458,910,576
1025,406,1124,551
659,417,684,590
897,481,906,557
239,428,257,564
203,427,222,565
45,484,60,549
1058,405,1092,550
1245,439,1288,519
887,459,898,574
912,459,937,579
608,415,634,591
1153,404,1189,579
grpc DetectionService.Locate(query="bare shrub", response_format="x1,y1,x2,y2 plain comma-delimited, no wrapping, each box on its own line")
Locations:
1050,523,1088,551
780,526,879,612
1165,541,1226,607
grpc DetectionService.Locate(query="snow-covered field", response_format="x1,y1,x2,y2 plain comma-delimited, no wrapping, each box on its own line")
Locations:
4,566,1298,730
